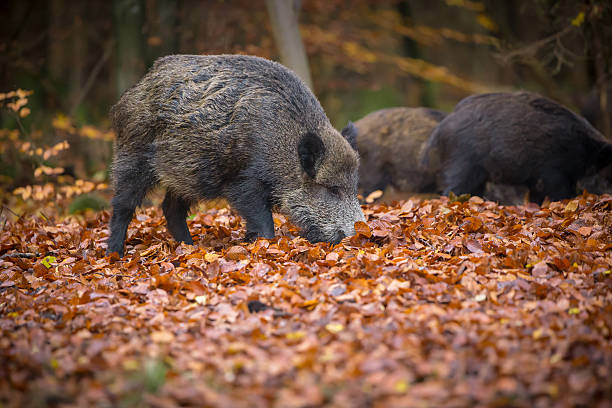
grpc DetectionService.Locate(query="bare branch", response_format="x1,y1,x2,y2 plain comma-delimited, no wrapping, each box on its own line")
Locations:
70,40,115,116
496,25,576,65
1,252,40,260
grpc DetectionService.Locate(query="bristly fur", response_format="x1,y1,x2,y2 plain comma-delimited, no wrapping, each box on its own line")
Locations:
107,54,364,256
355,107,445,194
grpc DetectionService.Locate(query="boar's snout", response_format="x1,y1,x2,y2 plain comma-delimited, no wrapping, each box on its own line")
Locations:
304,228,345,246
300,203,364,245
340,208,366,238
329,204,366,244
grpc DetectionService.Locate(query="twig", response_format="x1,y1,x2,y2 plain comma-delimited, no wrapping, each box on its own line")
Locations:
1,205,21,230
2,205,20,218
39,211,52,224
416,236,435,249
496,25,575,65
12,112,28,136
70,40,114,117
1,252,40,260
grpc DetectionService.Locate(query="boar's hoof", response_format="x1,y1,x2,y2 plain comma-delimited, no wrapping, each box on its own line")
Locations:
105,247,124,258
244,232,258,242
331,230,346,245
244,231,274,242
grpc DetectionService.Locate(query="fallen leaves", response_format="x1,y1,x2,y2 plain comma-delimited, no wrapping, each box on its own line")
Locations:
0,194,611,407
354,220,372,238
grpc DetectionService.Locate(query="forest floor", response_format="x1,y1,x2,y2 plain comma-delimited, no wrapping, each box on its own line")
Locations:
1,194,611,407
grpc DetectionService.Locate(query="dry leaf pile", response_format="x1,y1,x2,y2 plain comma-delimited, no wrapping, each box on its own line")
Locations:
1,194,611,407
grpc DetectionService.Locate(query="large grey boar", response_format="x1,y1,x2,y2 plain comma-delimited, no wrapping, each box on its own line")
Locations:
106,54,364,257
355,107,445,194
422,92,612,204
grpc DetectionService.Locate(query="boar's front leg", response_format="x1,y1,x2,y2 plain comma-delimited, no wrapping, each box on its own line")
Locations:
442,159,488,198
162,190,193,245
107,156,156,257
108,190,144,257
225,179,275,242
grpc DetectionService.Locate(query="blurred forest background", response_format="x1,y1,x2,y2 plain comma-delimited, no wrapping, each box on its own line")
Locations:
0,0,611,213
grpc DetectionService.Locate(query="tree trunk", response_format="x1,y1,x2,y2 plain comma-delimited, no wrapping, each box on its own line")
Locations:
145,0,177,67
69,2,86,110
48,0,67,84
592,31,611,139
113,0,146,97
265,0,313,90
398,1,436,107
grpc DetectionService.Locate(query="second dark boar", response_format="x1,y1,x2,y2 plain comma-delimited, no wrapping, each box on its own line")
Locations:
107,54,364,256
422,92,612,204
355,107,445,194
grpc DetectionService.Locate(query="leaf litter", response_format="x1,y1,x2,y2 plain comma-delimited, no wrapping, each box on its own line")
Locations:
0,194,611,407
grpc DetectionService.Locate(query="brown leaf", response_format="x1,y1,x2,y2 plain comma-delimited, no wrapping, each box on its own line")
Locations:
462,216,483,233
354,221,372,238
531,261,549,278
225,245,249,261
465,238,483,253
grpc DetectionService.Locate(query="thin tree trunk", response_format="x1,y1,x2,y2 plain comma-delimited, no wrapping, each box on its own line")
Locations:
145,0,177,66
113,0,146,97
69,2,86,110
265,0,313,90
592,32,611,139
398,0,435,107
48,0,67,83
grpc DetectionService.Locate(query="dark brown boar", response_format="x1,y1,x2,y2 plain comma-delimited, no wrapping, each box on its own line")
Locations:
422,92,612,204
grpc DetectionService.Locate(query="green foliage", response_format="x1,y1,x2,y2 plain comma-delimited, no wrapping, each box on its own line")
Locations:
143,359,168,393
68,193,108,214
333,87,404,129
448,191,471,202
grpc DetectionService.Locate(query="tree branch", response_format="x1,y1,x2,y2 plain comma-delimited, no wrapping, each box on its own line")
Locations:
70,39,115,116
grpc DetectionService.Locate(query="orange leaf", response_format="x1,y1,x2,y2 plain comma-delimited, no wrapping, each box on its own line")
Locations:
354,221,372,238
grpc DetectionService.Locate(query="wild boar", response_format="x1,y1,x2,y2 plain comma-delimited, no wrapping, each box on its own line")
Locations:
355,107,445,195
421,92,612,204
353,107,527,205
106,54,364,256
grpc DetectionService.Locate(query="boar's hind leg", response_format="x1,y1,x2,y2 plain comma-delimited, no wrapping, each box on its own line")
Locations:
442,161,487,198
107,163,156,257
162,190,193,245
226,179,275,242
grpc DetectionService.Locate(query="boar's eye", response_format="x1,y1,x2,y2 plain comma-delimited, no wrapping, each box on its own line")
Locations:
329,186,342,197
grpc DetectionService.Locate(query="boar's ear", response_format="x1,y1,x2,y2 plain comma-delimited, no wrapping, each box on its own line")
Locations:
298,132,325,179
341,121,358,151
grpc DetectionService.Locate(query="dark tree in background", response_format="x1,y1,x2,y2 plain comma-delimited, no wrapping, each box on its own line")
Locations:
113,0,146,98
584,1,612,138
145,0,178,66
489,0,612,137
